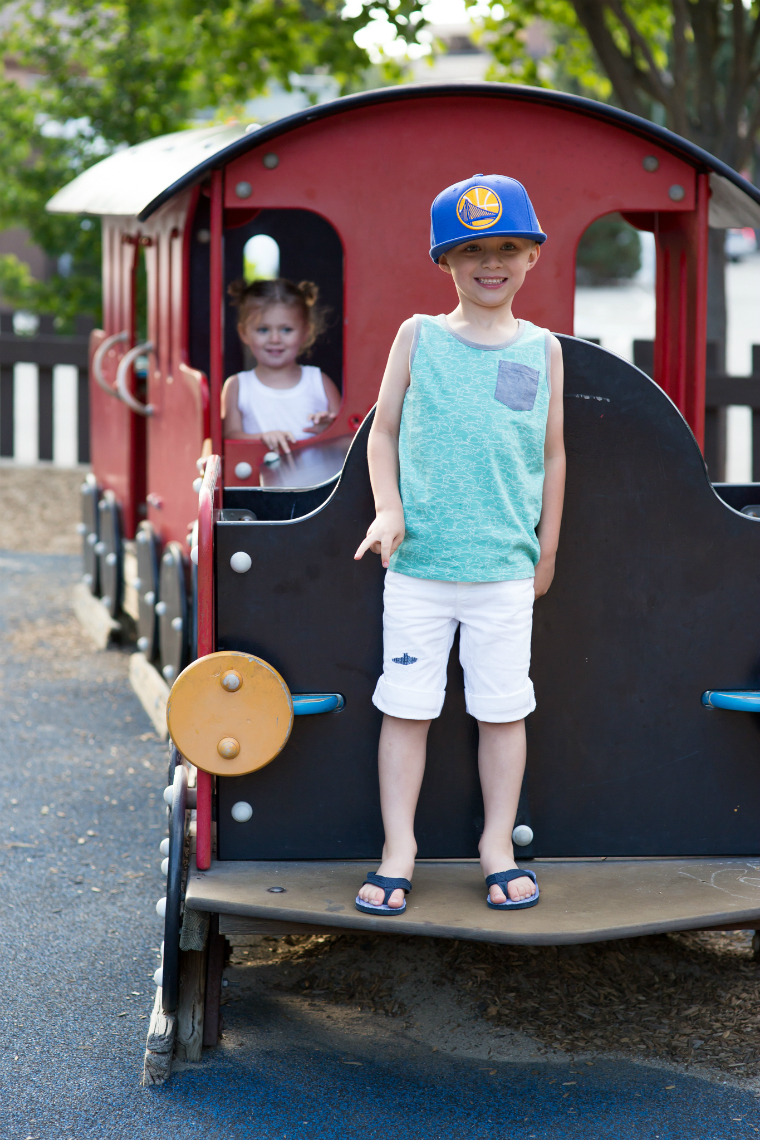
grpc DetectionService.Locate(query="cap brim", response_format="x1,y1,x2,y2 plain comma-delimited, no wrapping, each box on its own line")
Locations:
430,230,547,262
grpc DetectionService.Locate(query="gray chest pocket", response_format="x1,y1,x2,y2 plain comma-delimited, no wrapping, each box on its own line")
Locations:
494,360,540,412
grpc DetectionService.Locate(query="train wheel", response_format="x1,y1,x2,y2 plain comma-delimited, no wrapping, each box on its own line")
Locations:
96,492,123,618
79,476,101,595
135,523,160,660
157,542,189,684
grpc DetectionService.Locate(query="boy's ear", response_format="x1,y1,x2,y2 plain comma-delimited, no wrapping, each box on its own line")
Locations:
437,254,453,276
525,242,541,271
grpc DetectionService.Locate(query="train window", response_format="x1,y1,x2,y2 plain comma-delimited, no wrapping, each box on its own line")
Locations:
188,203,344,392
243,234,280,282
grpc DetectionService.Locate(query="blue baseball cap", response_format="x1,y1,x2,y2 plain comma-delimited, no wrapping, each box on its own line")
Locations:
429,174,547,262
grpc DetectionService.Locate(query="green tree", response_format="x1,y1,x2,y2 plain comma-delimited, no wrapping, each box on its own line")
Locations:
475,0,759,357
0,0,425,329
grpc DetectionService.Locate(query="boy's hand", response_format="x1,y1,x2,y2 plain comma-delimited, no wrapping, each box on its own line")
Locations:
261,430,296,454
533,553,556,598
303,410,337,435
354,509,405,568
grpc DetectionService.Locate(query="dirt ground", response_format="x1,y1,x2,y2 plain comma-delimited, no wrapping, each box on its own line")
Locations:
4,462,760,1095
0,464,84,555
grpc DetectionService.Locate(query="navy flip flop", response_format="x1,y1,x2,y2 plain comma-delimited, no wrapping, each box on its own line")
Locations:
355,871,412,915
485,868,539,910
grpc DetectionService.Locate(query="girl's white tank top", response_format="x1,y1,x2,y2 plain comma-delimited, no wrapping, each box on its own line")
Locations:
236,365,328,441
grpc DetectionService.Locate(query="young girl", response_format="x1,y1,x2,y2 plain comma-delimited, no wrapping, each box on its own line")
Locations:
222,278,341,454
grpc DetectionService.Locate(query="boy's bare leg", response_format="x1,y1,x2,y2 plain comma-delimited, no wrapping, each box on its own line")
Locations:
478,719,536,904
357,714,431,909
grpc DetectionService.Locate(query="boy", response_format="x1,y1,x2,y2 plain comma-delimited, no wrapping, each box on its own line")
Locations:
354,174,565,913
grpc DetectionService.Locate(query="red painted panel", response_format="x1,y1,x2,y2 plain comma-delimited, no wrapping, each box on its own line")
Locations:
223,96,697,441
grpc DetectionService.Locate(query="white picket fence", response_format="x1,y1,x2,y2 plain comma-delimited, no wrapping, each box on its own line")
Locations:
9,362,82,466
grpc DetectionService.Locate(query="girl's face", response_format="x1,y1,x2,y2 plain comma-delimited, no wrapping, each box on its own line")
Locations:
240,303,308,369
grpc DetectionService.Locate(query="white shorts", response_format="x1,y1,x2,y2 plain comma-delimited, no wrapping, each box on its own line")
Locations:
372,570,536,723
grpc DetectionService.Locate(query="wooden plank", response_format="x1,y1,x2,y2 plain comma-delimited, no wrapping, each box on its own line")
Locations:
129,651,169,740
185,857,760,947
175,948,207,1062
202,915,225,1048
72,582,121,649
141,987,176,1086
219,914,347,937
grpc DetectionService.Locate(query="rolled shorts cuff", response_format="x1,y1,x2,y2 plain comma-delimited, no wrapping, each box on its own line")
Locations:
372,676,445,720
465,682,536,723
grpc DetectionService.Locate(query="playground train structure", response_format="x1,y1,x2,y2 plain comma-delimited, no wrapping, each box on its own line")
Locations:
49,83,760,1080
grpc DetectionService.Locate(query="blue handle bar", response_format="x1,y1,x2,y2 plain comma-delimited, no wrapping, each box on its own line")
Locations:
292,693,345,716
702,690,760,712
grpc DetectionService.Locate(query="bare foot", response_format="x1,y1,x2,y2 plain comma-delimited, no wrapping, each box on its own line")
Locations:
357,855,414,909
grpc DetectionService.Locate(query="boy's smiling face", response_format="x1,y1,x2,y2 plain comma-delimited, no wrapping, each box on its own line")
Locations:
437,235,540,308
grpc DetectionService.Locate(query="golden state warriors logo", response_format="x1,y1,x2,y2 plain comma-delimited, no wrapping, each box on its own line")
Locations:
456,186,502,230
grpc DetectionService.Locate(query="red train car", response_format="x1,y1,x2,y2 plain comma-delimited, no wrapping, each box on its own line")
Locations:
49,84,760,1081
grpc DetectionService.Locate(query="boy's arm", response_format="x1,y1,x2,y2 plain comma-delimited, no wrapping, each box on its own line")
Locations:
354,318,416,566
534,336,565,598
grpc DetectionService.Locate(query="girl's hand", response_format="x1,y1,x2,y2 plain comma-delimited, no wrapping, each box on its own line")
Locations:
303,410,337,435
261,430,296,455
533,553,556,598
354,508,405,568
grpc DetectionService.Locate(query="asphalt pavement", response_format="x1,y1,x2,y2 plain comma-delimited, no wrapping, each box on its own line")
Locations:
1,549,760,1139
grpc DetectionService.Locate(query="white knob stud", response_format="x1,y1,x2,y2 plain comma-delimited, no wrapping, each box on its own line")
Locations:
76,522,87,534
83,574,93,586
161,857,169,876
137,636,149,652
512,824,534,847
193,477,203,493
105,552,117,566
134,577,142,590
153,967,163,987
159,838,170,856
144,591,155,606
162,664,175,681
94,541,106,555
163,786,174,806
230,551,252,574
171,616,183,631
87,533,97,546
190,546,199,565
156,897,167,918
235,462,253,480
231,801,253,823
263,451,280,465
155,601,167,616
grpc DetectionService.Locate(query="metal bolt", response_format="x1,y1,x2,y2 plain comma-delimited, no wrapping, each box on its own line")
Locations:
512,824,534,847
668,184,685,201
267,886,286,893
155,600,167,615
144,591,156,606
171,616,183,631
235,180,252,198
231,801,253,822
234,462,253,480
230,551,252,574
262,153,279,169
642,155,659,172
217,736,240,760
221,669,242,692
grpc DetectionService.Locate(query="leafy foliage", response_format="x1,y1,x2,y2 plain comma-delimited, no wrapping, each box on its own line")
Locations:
575,214,641,284
0,0,425,328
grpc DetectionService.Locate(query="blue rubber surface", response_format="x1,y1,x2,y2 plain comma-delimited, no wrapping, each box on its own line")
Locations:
2,551,760,1138
702,690,760,712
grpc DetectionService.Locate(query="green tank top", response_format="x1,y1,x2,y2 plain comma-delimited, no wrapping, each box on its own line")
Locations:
389,314,551,582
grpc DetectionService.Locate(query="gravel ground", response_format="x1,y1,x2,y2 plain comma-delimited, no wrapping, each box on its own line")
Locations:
3,497,760,1135
0,465,83,554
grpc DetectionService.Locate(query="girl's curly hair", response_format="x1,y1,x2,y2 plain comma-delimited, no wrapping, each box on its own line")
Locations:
228,277,327,353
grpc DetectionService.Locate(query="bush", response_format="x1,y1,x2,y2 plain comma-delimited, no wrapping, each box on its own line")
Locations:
576,213,641,285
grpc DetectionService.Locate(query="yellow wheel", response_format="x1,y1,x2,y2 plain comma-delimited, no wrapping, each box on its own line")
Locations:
166,651,293,776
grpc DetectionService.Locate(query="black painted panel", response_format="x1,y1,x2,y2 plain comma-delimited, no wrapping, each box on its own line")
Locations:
37,365,53,461
215,339,760,860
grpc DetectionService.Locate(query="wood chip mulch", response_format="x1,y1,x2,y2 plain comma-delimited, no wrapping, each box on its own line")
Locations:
251,928,760,1076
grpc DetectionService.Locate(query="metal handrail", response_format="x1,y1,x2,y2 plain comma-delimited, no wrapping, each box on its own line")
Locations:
92,330,128,397
115,340,155,416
